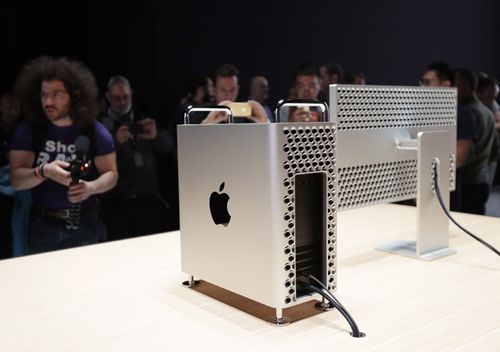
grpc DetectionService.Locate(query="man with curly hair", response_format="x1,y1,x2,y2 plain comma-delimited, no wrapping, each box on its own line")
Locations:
9,56,118,254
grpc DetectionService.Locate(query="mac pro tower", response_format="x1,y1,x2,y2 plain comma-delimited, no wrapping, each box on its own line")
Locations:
177,121,337,323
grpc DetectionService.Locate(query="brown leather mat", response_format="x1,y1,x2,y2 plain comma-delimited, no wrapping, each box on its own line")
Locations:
191,280,326,323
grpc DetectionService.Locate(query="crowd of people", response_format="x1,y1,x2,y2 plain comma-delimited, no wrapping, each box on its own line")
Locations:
0,56,499,259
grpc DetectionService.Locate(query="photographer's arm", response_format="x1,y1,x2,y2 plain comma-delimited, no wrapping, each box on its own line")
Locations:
115,125,133,144
68,152,118,203
10,150,71,190
201,111,229,124
201,102,232,124
247,101,269,123
137,118,174,153
9,150,42,190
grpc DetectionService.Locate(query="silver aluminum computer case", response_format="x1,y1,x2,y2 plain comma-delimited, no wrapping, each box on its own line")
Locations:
177,121,337,321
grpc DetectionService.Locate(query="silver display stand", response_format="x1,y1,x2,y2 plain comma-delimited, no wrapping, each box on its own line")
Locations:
375,131,456,260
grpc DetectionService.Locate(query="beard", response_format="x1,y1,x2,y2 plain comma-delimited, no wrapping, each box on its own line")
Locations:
114,102,132,115
44,105,70,122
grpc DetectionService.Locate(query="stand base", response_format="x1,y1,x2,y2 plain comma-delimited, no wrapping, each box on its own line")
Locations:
182,280,200,287
182,275,200,287
375,240,456,261
315,301,335,311
267,316,291,326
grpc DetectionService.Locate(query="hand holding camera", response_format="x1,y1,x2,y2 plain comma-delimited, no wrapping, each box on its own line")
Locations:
115,124,133,144
42,160,72,186
68,180,94,203
136,118,157,140
67,149,92,203
115,118,157,144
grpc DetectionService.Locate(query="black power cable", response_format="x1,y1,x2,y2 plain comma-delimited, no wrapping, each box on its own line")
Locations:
308,274,347,311
433,163,500,256
299,274,365,338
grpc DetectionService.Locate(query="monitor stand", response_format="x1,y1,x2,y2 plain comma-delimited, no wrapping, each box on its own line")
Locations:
375,130,457,261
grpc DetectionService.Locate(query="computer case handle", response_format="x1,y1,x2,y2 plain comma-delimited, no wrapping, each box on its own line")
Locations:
184,105,234,124
274,99,329,123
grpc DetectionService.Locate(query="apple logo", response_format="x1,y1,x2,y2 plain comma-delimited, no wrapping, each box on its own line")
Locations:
209,182,231,226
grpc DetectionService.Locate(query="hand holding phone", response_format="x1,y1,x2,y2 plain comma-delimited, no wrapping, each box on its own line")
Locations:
201,101,268,124
247,101,268,123
228,102,252,117
229,101,268,123
289,106,320,122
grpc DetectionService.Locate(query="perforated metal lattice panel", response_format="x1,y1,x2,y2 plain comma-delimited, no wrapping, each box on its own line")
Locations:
338,160,417,209
332,85,457,209
333,86,456,131
281,125,336,304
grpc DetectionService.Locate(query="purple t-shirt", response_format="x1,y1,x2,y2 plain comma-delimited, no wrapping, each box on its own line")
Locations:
10,120,115,209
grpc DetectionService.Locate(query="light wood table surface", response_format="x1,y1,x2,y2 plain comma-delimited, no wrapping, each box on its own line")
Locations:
0,204,499,351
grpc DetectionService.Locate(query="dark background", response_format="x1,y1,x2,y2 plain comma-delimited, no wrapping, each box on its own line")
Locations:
1,0,499,130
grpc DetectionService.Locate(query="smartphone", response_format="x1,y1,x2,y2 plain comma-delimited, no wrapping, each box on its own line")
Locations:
228,102,251,117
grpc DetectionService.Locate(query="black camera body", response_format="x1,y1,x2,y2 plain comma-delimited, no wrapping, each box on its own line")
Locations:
127,121,144,135
69,159,91,185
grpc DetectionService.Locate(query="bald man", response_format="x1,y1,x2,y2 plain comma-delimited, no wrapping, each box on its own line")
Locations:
248,76,274,122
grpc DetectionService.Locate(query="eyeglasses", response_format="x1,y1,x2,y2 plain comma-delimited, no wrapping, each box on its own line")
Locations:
109,94,131,102
40,90,68,101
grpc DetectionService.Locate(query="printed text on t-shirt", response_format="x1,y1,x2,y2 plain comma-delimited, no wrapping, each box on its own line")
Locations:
36,140,76,165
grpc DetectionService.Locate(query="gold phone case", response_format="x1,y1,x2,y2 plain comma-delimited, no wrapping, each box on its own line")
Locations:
228,102,251,117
